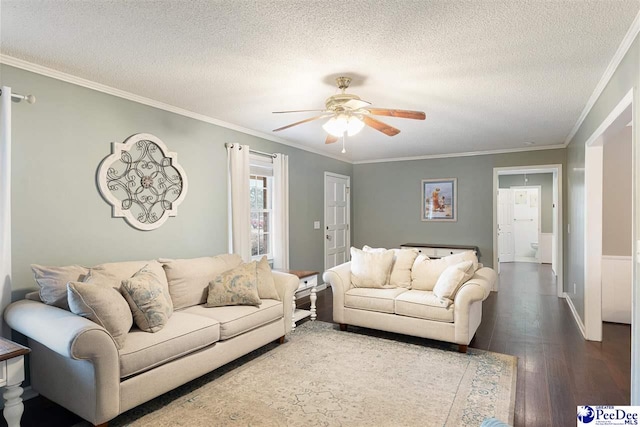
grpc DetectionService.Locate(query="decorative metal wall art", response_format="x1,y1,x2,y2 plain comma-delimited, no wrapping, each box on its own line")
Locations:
97,133,188,231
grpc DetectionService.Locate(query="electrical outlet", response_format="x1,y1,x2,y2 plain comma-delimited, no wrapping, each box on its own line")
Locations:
568,223,571,234
313,221,320,230
573,283,576,294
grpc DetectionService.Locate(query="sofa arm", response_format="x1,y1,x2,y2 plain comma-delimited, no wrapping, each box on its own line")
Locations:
4,299,119,360
5,299,122,425
272,271,300,334
323,261,351,324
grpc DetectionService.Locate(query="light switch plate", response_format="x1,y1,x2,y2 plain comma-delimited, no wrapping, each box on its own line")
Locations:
314,221,320,229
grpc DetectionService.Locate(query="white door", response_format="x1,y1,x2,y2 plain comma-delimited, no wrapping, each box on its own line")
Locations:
325,172,350,270
497,189,515,262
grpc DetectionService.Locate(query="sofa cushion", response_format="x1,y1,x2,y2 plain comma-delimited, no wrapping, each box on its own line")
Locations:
411,255,447,291
87,260,173,315
350,247,395,289
119,312,220,378
432,261,475,302
390,248,419,288
161,254,243,310
344,288,409,314
67,281,133,349
444,250,479,272
394,290,454,322
121,266,173,333
182,299,283,340
206,262,262,308
31,264,89,310
256,256,280,300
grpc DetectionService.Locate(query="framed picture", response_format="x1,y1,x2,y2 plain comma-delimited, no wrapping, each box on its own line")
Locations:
421,178,457,221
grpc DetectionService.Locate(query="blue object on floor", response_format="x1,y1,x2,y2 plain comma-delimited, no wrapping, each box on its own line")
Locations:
480,418,511,427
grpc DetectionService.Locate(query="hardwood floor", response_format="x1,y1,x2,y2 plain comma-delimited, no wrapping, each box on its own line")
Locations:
6,263,631,427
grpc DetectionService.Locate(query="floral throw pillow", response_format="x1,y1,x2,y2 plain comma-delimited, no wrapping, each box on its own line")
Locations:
206,262,262,307
121,265,173,333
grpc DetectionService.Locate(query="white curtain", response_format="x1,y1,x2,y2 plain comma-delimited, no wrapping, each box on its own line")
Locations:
272,153,290,270
1,87,12,337
227,143,251,262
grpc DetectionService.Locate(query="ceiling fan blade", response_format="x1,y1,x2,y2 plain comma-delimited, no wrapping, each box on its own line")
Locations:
362,116,401,136
344,99,371,110
367,108,426,120
325,134,339,144
273,109,326,114
273,114,331,132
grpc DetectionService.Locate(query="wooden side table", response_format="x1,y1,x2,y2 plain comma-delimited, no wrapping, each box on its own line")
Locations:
0,338,30,427
277,269,318,330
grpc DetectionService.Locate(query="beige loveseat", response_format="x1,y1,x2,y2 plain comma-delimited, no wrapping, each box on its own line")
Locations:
323,247,496,353
4,254,299,426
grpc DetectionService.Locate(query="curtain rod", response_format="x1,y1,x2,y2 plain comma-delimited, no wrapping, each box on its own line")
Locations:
225,143,277,158
0,88,36,104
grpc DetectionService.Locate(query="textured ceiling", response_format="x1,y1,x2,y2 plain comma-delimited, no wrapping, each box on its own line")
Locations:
1,1,638,162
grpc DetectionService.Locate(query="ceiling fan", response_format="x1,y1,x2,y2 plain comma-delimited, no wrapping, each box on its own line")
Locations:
272,76,426,145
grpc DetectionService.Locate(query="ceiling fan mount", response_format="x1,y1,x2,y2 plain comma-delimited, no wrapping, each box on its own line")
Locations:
273,75,426,146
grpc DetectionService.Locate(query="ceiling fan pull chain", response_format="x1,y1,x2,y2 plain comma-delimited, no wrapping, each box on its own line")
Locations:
341,134,347,154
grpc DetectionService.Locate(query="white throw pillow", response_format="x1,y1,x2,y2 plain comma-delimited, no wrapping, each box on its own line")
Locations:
389,249,419,288
442,251,479,272
432,261,475,301
350,247,395,289
411,255,448,291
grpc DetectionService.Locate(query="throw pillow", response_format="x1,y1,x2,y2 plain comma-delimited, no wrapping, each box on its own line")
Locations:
411,255,448,291
389,248,419,288
161,254,243,310
432,260,475,301
442,250,479,272
121,266,173,333
31,264,89,310
87,260,173,315
206,262,262,307
256,256,280,300
350,247,395,289
67,281,133,349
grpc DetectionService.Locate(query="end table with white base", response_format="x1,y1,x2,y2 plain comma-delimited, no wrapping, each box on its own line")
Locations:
0,337,30,427
279,270,318,330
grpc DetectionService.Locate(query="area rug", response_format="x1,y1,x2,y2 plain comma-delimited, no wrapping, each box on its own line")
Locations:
110,321,516,427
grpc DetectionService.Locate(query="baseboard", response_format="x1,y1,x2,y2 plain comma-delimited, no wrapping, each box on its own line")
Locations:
564,292,586,339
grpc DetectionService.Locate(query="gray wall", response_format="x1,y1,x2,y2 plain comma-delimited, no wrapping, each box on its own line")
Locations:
499,173,554,233
566,35,638,321
603,126,633,257
2,64,352,298
352,149,566,267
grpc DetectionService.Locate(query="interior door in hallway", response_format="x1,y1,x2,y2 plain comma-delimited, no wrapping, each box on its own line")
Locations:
325,172,350,270
498,189,515,263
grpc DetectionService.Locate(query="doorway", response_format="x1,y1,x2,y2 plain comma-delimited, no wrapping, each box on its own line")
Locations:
584,91,633,342
324,172,351,271
493,165,563,296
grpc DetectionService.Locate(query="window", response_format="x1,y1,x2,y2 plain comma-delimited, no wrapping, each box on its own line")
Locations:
249,155,273,260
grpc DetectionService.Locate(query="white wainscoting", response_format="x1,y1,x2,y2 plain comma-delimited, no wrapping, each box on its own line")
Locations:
601,255,632,324
539,233,553,264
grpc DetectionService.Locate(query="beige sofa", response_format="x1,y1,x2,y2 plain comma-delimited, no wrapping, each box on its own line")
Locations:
323,247,496,353
4,254,299,426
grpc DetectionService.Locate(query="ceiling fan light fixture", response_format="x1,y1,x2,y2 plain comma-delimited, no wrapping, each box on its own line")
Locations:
322,114,364,137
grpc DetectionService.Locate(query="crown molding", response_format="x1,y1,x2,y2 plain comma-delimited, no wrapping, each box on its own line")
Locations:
0,55,351,164
563,10,640,147
352,144,566,165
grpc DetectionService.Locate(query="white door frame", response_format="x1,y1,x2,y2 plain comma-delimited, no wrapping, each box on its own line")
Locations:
492,164,563,296
324,172,351,272
583,90,634,344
